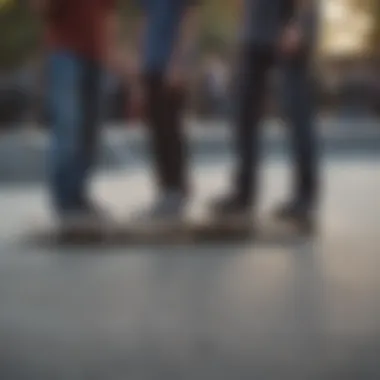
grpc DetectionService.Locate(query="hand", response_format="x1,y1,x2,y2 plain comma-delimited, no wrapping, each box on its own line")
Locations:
166,64,188,90
124,55,141,84
105,48,140,83
279,24,303,57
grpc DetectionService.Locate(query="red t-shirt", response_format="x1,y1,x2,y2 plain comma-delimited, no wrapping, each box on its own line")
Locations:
46,0,115,60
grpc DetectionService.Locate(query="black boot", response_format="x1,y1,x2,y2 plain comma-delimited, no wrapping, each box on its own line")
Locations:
210,193,253,227
273,200,316,234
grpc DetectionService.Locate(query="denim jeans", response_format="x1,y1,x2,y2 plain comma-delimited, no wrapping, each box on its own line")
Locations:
46,51,103,213
232,44,318,207
279,56,318,205
232,45,274,204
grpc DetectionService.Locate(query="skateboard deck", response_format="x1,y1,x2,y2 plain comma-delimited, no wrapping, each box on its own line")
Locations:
28,217,312,247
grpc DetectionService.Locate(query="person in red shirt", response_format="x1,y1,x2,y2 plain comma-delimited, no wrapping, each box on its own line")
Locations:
30,0,122,230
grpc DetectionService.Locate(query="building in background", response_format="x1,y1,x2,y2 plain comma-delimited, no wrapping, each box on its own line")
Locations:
318,0,380,116
321,0,375,58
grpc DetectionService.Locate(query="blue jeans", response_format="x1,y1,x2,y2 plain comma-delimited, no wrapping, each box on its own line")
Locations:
47,51,103,213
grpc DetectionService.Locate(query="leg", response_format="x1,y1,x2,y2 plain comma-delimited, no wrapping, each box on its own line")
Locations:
213,44,273,216
280,57,318,207
47,51,104,229
234,46,272,205
163,84,188,194
274,56,319,232
47,51,83,213
143,72,170,192
75,59,103,207
140,73,187,223
144,73,188,194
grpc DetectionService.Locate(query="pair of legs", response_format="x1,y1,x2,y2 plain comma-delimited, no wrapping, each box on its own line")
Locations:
278,53,318,209
142,71,188,218
47,51,103,218
215,43,318,224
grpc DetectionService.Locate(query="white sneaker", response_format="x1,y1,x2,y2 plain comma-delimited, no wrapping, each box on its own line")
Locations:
132,191,187,229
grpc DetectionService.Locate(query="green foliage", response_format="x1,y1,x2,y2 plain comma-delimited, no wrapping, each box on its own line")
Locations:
0,0,239,70
0,1,41,71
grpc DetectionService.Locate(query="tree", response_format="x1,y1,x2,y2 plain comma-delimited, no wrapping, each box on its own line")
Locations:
0,0,41,71
0,0,240,71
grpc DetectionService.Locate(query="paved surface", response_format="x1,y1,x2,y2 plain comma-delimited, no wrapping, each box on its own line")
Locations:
0,158,379,379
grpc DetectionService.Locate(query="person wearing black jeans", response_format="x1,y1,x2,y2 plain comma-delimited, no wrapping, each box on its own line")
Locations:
143,73,188,197
276,49,318,226
134,0,199,223
212,0,319,230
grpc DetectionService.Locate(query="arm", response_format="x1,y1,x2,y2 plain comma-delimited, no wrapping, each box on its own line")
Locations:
291,0,319,46
172,2,200,69
167,1,201,86
103,4,138,80
290,0,319,47
280,0,319,56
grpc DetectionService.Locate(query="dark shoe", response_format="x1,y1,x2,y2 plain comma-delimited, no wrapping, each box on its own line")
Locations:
274,200,316,234
79,198,108,218
132,190,187,228
57,199,109,234
210,194,253,227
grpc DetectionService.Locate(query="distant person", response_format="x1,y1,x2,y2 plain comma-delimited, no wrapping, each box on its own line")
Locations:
30,0,124,230
133,0,200,223
211,0,319,231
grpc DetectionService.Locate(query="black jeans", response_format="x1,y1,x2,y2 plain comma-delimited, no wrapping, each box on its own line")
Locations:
143,72,188,195
232,44,318,207
279,54,318,206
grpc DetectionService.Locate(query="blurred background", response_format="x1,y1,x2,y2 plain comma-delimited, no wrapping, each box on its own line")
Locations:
1,0,380,126
0,0,379,182
0,0,380,184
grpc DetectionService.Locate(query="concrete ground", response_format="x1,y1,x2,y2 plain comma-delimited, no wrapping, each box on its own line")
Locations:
0,156,379,379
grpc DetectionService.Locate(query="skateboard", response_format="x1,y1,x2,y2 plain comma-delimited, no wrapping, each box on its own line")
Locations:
28,216,312,247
